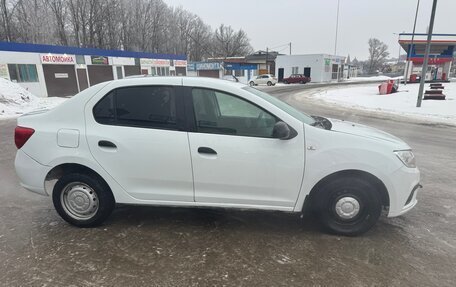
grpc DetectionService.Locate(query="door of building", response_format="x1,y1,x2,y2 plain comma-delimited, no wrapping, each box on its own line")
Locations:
124,66,141,77
116,66,123,79
87,65,114,85
304,67,311,77
198,70,219,78
42,64,79,97
77,68,89,91
278,68,284,82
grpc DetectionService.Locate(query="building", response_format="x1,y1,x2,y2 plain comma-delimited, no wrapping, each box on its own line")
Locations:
0,41,186,97
275,54,346,83
399,33,455,82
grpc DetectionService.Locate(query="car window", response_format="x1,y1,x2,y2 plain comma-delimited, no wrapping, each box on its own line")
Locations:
192,88,278,138
93,86,177,130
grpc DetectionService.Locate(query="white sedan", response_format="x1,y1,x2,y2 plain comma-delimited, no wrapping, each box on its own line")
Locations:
249,74,277,86
14,77,420,236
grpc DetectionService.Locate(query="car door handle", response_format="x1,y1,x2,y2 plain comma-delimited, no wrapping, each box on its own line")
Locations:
198,147,217,155
98,140,117,148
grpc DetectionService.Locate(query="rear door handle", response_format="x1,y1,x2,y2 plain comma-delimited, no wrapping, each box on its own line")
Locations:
198,147,217,155
98,140,117,148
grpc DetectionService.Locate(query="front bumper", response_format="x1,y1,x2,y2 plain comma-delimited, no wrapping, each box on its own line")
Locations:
387,165,421,217
14,149,51,196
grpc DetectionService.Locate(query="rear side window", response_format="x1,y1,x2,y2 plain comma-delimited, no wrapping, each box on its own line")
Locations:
93,86,177,130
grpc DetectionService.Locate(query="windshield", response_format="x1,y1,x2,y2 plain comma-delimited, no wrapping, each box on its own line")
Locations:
243,86,316,125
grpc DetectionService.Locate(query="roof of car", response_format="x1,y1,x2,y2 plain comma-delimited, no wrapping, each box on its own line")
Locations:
106,76,248,89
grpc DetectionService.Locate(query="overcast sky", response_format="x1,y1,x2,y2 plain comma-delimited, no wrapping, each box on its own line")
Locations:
164,0,455,60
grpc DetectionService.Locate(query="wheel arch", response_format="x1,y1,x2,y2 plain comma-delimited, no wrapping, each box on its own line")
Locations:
45,163,112,196
304,169,390,212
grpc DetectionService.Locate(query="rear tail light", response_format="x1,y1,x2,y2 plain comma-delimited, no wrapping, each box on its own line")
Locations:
15,126,35,149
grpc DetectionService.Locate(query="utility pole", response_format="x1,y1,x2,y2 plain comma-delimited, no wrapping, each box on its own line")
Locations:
266,47,269,74
289,42,292,55
334,0,340,55
417,0,438,108
404,0,420,86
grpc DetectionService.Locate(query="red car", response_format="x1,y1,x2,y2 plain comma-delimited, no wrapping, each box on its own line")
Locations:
283,74,311,84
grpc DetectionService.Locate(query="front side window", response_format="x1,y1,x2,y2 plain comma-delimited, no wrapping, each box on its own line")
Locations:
192,88,278,138
93,86,177,130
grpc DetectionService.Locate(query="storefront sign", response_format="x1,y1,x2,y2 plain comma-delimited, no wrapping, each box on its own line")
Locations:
224,63,257,70
91,56,109,65
0,64,9,79
174,60,187,67
55,73,69,79
111,57,135,66
140,58,171,66
41,53,76,64
187,62,196,71
194,62,220,70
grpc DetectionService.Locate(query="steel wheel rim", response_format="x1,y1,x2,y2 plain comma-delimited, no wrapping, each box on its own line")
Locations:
334,196,361,220
60,182,99,220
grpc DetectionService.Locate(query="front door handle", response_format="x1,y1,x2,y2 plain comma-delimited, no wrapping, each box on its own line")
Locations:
198,147,217,155
98,140,117,148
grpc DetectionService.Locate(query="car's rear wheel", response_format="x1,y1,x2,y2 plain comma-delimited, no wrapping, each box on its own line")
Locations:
249,81,255,86
283,80,288,84
267,81,272,86
52,173,115,227
300,80,304,84
312,176,382,236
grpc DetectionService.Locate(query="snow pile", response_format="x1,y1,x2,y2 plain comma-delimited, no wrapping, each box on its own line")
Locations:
0,78,37,105
311,81,456,125
346,75,402,82
0,78,66,118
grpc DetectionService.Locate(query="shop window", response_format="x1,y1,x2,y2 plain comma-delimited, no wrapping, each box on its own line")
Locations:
8,64,38,82
76,55,85,64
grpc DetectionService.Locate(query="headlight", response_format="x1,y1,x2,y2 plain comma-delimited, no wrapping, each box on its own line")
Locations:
394,150,416,168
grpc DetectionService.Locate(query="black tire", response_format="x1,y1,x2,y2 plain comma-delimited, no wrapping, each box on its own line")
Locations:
249,81,255,87
312,176,382,236
52,173,115,227
267,81,272,86
299,80,304,84
283,80,288,84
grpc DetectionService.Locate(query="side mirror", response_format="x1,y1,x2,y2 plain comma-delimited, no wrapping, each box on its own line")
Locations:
272,121,291,140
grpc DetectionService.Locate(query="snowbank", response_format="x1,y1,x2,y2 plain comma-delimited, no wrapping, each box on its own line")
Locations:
0,78,66,119
311,81,456,125
346,75,402,82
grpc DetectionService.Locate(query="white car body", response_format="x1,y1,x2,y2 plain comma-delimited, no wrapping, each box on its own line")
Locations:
14,77,420,234
249,74,277,86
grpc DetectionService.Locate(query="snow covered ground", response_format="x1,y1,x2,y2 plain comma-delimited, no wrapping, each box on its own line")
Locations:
311,81,456,125
0,78,66,119
346,75,402,82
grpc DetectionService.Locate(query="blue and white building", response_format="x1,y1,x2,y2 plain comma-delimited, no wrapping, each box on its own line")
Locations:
0,41,186,97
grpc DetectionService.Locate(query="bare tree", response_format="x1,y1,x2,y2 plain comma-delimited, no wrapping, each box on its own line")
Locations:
367,38,389,74
0,0,254,61
213,24,253,57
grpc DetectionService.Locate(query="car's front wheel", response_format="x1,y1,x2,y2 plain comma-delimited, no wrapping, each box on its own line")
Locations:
312,176,382,236
52,173,115,227
249,81,255,86
267,81,272,86
283,80,288,84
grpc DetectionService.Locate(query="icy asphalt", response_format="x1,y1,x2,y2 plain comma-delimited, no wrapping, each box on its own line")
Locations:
1,83,455,286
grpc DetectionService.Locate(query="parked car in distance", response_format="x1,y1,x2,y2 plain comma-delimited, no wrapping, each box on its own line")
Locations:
15,77,420,236
249,74,277,86
283,74,311,84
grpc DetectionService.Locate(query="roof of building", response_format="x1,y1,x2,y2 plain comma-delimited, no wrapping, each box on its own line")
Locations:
0,41,186,60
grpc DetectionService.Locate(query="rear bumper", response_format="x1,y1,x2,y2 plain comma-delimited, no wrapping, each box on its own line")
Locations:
14,150,51,196
387,166,421,217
